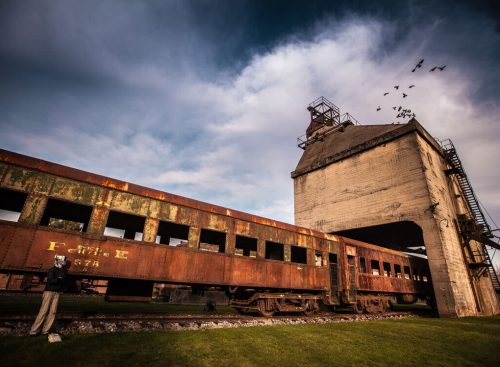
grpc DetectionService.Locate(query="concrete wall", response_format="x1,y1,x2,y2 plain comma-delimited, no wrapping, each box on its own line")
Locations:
294,131,499,317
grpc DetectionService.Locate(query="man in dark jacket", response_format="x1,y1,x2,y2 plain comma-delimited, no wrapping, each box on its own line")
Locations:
29,255,67,336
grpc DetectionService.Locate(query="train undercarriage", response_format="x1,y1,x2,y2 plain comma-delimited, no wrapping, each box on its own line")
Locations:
226,287,431,317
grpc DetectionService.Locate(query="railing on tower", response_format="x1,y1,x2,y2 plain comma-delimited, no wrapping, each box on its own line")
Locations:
297,97,359,150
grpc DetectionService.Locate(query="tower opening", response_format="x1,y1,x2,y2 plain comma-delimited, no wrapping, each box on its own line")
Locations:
333,221,426,256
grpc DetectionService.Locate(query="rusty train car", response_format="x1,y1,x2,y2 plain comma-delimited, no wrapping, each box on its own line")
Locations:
0,149,433,315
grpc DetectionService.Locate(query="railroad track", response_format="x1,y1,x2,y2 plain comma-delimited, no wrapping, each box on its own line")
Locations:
0,311,430,336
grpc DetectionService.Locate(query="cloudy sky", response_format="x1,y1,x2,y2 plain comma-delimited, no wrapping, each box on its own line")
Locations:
1,1,499,245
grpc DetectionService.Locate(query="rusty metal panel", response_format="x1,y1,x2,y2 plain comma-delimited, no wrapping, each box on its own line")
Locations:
148,246,169,280
50,177,103,206
187,227,200,249
107,190,150,216
296,234,312,248
290,263,312,289
163,249,225,284
262,226,280,243
1,224,37,269
187,251,225,284
234,220,261,238
87,206,109,235
18,194,47,225
158,247,191,282
345,245,356,256
314,266,328,289
176,205,201,226
265,261,291,288
0,222,16,265
224,256,267,286
143,217,159,243
328,240,340,254
2,166,54,194
202,213,231,232
146,199,160,219
190,249,223,282
135,245,155,278
158,202,178,222
283,245,291,262
276,229,296,246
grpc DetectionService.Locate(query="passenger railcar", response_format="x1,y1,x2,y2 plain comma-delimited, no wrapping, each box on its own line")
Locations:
0,149,433,315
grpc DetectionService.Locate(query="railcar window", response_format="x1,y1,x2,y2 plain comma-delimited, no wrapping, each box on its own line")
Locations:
104,210,145,240
290,245,307,264
329,253,337,264
359,257,367,273
315,251,323,267
157,221,189,247
371,259,380,275
265,241,284,261
0,188,28,222
395,264,402,278
403,266,411,280
40,198,92,232
413,268,419,281
235,235,257,257
199,229,226,253
383,262,392,277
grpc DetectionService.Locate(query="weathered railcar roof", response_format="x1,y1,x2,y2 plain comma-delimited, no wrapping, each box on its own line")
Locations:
342,236,425,259
0,148,335,239
292,119,443,178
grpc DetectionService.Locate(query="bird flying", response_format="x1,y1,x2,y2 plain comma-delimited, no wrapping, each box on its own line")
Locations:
409,85,415,88
412,59,424,72
394,85,399,90
438,65,447,71
384,92,389,96
403,93,407,98
376,106,381,111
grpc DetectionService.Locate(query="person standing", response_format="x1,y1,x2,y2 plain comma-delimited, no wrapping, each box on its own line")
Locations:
29,255,68,336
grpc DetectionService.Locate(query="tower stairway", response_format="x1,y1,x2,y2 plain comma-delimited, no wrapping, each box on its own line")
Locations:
441,139,500,293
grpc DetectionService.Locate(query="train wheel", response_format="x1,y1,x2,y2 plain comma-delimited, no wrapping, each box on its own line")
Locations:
257,299,275,317
353,302,364,314
303,300,318,316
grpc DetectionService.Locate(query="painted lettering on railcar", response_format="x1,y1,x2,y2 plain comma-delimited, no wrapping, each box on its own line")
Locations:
46,241,129,272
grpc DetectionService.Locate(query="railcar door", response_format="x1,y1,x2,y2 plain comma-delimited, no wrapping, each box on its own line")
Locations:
329,253,339,303
345,246,358,303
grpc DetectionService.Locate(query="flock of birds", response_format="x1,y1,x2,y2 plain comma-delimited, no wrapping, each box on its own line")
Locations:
376,59,447,123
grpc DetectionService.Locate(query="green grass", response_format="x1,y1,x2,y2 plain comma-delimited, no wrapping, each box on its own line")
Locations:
0,294,235,314
1,316,499,367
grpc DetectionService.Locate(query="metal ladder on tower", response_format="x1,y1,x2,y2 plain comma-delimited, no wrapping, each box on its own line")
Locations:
441,139,500,293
